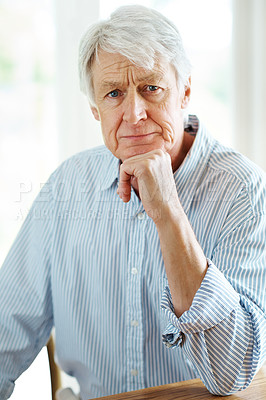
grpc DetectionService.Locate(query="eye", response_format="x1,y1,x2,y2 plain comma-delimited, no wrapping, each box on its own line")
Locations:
107,90,120,98
143,85,162,94
147,85,159,92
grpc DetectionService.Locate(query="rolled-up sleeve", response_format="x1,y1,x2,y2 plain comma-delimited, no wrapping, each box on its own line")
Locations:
161,261,240,342
161,213,266,395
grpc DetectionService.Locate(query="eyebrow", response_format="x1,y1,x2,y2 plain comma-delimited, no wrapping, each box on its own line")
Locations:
99,72,165,91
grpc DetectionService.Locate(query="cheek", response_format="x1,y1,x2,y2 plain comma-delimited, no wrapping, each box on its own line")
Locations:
101,125,117,147
157,107,176,135
99,111,121,151
159,110,184,143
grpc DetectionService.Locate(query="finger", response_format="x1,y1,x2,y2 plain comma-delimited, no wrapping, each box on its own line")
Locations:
118,166,132,203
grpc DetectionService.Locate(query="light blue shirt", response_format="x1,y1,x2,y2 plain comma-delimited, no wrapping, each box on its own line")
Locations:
0,117,265,399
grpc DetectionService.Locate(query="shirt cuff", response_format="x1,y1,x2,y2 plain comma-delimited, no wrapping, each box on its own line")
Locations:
0,378,15,400
161,259,240,348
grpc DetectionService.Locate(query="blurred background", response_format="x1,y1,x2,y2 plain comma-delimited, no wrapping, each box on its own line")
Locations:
0,0,265,398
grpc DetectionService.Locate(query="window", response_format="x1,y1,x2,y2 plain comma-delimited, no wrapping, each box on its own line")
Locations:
0,0,57,266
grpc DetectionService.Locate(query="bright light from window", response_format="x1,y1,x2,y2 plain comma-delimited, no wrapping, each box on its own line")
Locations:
0,0,58,266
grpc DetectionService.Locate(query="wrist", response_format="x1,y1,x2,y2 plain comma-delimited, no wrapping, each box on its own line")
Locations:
154,198,184,229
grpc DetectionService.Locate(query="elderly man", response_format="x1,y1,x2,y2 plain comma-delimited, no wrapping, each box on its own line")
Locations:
0,5,265,400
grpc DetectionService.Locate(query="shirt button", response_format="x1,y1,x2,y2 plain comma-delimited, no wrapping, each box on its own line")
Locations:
131,369,138,376
137,212,145,220
165,342,173,348
131,320,139,327
131,267,138,275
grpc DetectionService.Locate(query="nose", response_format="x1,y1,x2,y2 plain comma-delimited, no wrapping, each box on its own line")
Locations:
122,91,147,124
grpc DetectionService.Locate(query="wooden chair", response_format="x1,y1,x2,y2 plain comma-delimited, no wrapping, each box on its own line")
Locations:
46,335,62,400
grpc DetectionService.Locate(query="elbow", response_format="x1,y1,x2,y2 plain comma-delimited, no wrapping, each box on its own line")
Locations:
203,373,254,396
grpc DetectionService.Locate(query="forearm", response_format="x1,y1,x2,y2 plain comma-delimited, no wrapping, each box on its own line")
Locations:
118,149,208,317
161,262,266,395
156,201,207,317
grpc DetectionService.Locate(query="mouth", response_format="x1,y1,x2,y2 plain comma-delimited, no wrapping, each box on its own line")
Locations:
120,133,158,141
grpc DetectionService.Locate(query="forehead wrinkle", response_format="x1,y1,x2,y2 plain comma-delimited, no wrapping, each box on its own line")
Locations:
98,57,133,74
100,71,165,90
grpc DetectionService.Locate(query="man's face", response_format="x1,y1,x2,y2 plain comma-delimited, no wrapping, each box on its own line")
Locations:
90,51,191,169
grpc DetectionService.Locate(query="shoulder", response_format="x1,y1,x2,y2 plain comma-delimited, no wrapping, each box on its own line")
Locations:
207,138,266,215
51,145,115,180
45,145,119,202
58,145,113,171
209,139,266,189
40,145,119,207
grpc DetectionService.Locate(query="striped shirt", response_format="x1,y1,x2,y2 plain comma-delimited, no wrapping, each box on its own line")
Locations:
0,116,265,399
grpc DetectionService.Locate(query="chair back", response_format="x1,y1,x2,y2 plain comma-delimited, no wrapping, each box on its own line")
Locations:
47,335,62,400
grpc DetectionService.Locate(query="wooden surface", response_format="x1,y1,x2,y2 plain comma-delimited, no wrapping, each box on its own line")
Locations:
94,363,266,399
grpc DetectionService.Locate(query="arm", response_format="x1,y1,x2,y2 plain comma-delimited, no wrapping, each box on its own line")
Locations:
161,214,266,394
118,149,266,395
0,180,54,399
155,203,207,317
118,149,207,316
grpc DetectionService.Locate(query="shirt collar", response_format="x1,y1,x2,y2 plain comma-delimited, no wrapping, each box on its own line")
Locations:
99,115,215,196
184,114,199,136
183,116,215,169
98,150,121,191
174,115,216,213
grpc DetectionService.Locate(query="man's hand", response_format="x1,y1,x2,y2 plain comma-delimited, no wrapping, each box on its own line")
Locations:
117,149,179,223
118,149,207,317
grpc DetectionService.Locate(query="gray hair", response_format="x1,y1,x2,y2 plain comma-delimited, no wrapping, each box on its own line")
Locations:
78,5,192,105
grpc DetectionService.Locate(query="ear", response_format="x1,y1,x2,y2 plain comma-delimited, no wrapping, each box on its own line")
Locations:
181,77,191,109
90,106,100,121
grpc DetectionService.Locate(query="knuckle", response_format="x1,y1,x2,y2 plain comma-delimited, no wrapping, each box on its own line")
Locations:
143,158,153,170
153,149,164,158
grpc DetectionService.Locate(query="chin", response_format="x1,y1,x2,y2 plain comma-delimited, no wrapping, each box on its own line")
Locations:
119,143,166,161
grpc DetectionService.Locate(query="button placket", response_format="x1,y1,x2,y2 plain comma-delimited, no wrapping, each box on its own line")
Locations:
126,215,146,391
